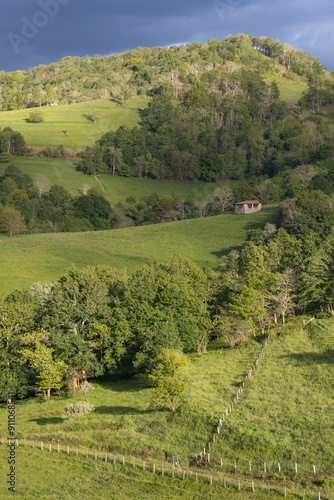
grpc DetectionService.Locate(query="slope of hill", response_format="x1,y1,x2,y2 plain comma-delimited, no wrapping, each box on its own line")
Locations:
0,318,332,499
0,156,242,205
0,205,278,297
0,99,148,150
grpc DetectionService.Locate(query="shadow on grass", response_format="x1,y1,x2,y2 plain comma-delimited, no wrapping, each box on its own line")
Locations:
95,406,154,416
282,350,334,365
30,417,64,426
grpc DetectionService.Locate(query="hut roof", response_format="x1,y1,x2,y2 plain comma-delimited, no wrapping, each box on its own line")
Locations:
235,200,261,205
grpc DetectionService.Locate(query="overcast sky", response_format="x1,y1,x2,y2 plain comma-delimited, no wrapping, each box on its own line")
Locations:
1,0,333,73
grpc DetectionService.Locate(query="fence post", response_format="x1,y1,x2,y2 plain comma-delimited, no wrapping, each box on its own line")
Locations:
284,486,287,497
313,465,316,475
172,467,174,478
143,461,145,470
94,451,97,460
161,461,164,476
67,446,70,456
41,441,43,451
113,455,116,464
249,461,251,472
133,459,135,468
295,463,298,473
223,477,226,488
16,439,18,447
49,443,51,452
221,458,223,466
264,462,266,473
238,480,240,490
195,472,198,482
278,463,281,472
252,481,254,492
105,453,108,462
122,457,125,466
268,483,270,495
58,444,60,453
76,448,78,456
153,463,155,474
210,475,213,485
183,471,185,480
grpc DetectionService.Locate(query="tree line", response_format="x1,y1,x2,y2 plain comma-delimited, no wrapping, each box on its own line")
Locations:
2,189,334,402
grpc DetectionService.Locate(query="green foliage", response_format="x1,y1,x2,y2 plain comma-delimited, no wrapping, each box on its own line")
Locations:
26,110,44,123
149,349,189,412
62,401,95,423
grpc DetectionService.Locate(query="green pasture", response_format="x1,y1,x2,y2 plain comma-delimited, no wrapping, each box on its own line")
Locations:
0,205,278,297
0,447,299,500
263,72,308,103
212,320,334,474
0,98,149,150
0,156,243,205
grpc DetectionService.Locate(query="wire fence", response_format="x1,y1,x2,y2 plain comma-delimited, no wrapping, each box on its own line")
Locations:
1,438,333,499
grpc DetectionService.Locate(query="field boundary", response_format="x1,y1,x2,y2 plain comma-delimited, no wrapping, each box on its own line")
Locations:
1,438,331,499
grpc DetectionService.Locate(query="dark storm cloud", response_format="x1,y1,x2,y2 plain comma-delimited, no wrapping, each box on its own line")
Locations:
0,0,333,72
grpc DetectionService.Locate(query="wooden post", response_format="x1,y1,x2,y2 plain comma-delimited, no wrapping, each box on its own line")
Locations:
67,446,70,456
238,480,240,490
284,486,287,497
16,439,18,447
295,463,298,473
210,475,213,485
195,472,198,482
49,443,52,452
264,462,266,473
172,467,174,478
268,483,270,495
183,470,185,480
208,453,210,463
76,447,78,456
113,455,116,464
234,460,236,471
41,441,43,451
153,463,155,473
105,453,108,462
133,459,135,468
204,448,206,455
313,464,316,475
143,461,145,470
221,458,223,466
249,461,251,472
318,493,321,500
302,489,305,500
223,478,226,488
58,444,60,453
94,451,97,460
252,481,254,492
85,449,88,458
122,457,125,466
161,461,164,476
278,463,281,472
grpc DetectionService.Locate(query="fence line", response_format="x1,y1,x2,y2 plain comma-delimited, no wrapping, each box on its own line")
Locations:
198,337,270,460
1,438,329,499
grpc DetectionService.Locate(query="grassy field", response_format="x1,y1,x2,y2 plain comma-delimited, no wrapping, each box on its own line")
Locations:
0,447,300,500
0,319,333,498
0,98,149,150
212,320,334,475
0,156,243,205
262,72,308,103
0,205,278,297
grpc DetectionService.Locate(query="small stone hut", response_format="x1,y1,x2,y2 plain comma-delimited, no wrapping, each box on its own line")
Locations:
235,200,262,214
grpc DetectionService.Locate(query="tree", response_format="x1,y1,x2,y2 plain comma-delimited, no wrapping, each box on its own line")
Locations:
20,330,67,400
0,206,26,236
80,381,94,402
148,349,189,412
62,401,95,423
207,186,234,213
269,268,296,326
27,110,44,123
34,175,51,197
